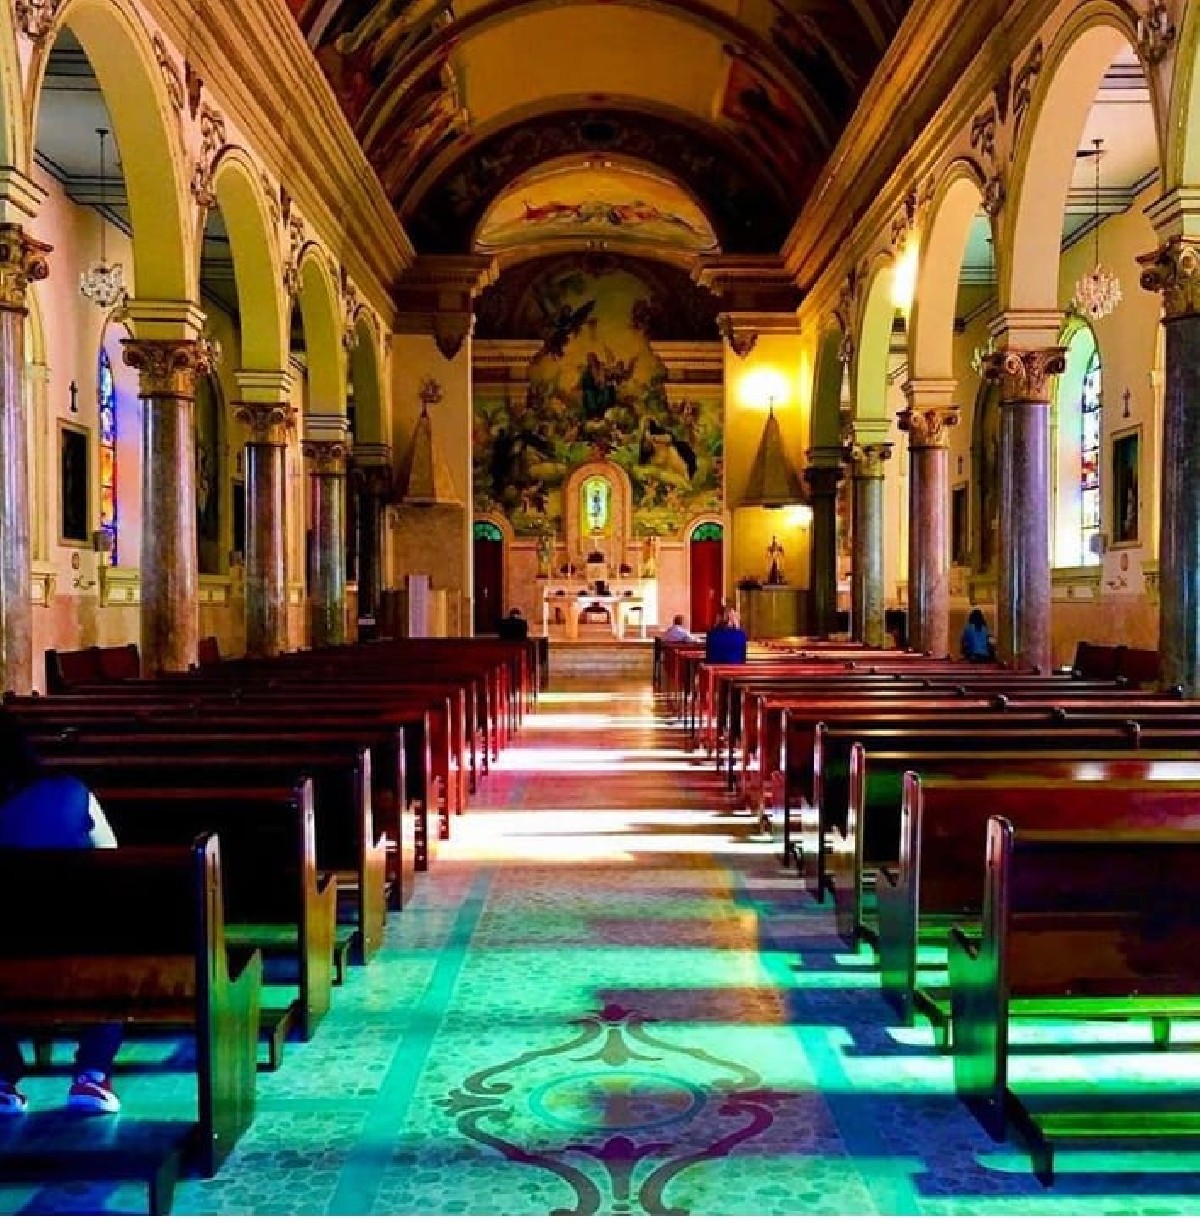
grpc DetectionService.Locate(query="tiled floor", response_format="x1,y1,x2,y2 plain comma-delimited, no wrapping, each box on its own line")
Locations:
5,671,1200,1214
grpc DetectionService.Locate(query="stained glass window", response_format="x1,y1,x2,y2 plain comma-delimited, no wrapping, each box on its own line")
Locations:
691,522,723,542
581,476,611,538
474,521,503,542
97,348,117,563
1080,347,1101,565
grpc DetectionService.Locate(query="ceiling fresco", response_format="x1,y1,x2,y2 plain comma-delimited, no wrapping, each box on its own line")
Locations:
287,0,914,255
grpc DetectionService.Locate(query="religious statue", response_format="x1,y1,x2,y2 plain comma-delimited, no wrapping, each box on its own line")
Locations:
640,535,659,578
537,533,554,578
766,535,786,585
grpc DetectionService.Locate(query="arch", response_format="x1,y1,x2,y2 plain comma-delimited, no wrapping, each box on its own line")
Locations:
810,324,846,453
688,519,724,542
562,459,634,563
1005,10,1155,313
349,313,385,444
852,254,898,425
296,247,345,415
909,164,986,381
211,149,287,373
38,0,193,301
1169,0,1200,185
0,10,23,171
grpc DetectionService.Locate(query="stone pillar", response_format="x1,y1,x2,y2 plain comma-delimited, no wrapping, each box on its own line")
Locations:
122,335,208,674
303,435,350,647
849,442,892,647
804,460,841,637
983,347,1064,673
0,225,49,694
899,381,958,657
1140,235,1200,693
351,444,392,638
235,401,293,658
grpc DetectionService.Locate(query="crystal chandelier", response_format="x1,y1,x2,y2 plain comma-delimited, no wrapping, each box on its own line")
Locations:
1072,138,1122,322
79,128,127,310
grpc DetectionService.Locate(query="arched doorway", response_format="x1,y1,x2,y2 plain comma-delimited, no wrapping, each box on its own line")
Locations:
689,521,723,631
473,520,505,633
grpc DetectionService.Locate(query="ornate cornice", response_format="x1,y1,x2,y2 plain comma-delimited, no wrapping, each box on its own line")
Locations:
190,104,228,209
1138,238,1200,321
983,346,1066,404
302,439,350,476
121,338,208,399
235,401,294,446
0,224,51,313
898,406,959,448
395,254,496,361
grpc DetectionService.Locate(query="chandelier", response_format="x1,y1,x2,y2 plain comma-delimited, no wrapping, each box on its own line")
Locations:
1071,137,1122,322
79,127,127,310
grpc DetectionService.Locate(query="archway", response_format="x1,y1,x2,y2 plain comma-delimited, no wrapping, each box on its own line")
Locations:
688,519,723,632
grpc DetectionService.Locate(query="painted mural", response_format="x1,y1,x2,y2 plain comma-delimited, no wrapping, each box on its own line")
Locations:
473,266,723,540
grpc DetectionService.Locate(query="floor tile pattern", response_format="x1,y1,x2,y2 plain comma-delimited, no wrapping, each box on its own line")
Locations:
2,671,1200,1213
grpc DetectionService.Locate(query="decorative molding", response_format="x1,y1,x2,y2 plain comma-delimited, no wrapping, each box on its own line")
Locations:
0,224,51,313
1011,40,1043,145
889,179,933,251
121,338,207,399
341,267,361,350
99,566,140,608
261,172,280,229
282,215,306,298
190,104,227,210
969,107,997,164
982,172,1005,217
717,314,757,358
1138,238,1200,320
152,33,185,114
13,0,59,43
235,401,294,446
185,60,204,120
983,346,1067,403
394,253,496,361
1136,0,1177,66
993,64,1013,125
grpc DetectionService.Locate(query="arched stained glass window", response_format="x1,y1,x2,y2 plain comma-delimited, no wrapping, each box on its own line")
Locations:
97,348,117,563
581,475,611,538
474,520,503,542
1079,347,1101,564
1052,324,1101,569
691,522,723,542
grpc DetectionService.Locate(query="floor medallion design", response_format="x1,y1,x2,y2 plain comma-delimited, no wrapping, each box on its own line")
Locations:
439,1002,787,1215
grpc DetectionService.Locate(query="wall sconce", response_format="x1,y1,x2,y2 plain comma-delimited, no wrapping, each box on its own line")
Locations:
891,236,919,313
739,367,790,412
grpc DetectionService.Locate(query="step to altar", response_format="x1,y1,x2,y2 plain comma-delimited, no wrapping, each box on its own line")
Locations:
547,637,654,678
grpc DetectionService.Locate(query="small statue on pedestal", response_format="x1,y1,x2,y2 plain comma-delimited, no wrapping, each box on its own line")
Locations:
536,534,554,578
766,535,786,586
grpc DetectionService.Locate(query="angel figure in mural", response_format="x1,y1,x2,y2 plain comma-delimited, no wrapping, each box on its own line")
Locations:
639,418,697,484
490,426,556,503
534,299,596,363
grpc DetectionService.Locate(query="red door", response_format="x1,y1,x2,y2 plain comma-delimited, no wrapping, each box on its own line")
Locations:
473,530,504,634
689,530,724,632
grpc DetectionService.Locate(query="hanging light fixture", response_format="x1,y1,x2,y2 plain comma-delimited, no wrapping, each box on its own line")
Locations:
970,228,996,375
79,127,127,310
1072,137,1122,322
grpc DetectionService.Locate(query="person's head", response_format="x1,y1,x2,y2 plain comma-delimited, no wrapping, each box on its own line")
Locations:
968,608,986,630
725,608,741,629
508,607,524,619
672,614,685,627
0,711,42,800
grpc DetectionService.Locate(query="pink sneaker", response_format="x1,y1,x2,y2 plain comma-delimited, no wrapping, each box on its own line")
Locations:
67,1072,119,1114
0,1081,26,1116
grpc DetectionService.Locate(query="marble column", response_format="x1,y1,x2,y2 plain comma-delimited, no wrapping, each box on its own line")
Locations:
303,438,349,647
236,402,293,658
983,347,1064,673
899,388,958,657
122,337,207,675
0,225,49,694
804,463,842,638
1140,237,1200,693
850,442,892,647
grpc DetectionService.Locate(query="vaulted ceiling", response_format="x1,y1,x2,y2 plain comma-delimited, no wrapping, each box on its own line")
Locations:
286,0,914,258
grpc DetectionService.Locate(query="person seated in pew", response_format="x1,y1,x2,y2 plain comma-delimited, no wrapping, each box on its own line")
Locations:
705,607,748,664
497,607,529,641
660,614,694,644
0,712,122,1116
960,607,994,662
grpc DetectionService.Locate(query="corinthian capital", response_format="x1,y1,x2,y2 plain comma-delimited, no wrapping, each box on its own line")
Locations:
121,338,206,399
302,439,350,476
236,402,295,446
849,442,893,479
1138,238,1200,320
983,346,1066,404
0,224,50,313
898,406,959,448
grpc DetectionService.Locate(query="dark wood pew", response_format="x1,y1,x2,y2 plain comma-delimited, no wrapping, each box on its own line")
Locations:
37,741,388,965
878,773,1200,1033
950,819,1200,1184
0,836,260,1207
44,643,141,692
62,776,335,1059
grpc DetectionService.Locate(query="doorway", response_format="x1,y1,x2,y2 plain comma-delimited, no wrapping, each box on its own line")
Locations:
473,521,504,634
689,522,724,631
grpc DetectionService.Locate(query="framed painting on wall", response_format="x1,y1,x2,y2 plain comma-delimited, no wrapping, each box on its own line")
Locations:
59,421,90,546
1111,427,1140,546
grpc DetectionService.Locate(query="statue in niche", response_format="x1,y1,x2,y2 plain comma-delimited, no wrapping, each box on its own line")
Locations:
767,535,786,585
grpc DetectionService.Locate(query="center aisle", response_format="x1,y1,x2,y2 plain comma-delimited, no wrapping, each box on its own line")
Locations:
165,671,1200,1216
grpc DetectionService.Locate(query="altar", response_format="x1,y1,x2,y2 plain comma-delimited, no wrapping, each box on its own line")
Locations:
541,583,654,639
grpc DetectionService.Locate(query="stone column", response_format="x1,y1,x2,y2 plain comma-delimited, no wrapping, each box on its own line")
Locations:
1140,236,1200,693
236,401,293,658
303,437,350,647
983,347,1064,673
122,336,208,674
351,445,392,639
803,461,841,637
0,225,49,694
849,442,892,647
899,382,958,657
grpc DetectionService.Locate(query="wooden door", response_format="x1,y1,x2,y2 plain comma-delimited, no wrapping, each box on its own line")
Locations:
689,527,724,631
473,526,504,634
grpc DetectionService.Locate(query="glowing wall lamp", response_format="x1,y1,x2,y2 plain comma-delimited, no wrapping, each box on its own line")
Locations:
891,236,919,315
739,366,790,413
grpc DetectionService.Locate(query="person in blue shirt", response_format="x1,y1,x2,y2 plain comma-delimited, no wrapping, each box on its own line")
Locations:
0,711,122,1116
960,607,993,662
705,606,748,664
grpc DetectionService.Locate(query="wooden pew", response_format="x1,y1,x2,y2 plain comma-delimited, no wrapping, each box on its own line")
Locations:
878,773,1200,1033
0,836,260,1208
950,819,1200,1184
74,777,335,1061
